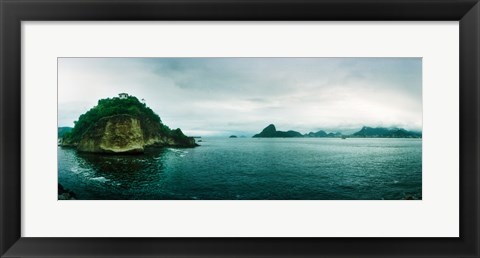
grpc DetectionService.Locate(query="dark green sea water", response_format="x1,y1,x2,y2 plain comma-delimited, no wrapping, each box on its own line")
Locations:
58,138,422,200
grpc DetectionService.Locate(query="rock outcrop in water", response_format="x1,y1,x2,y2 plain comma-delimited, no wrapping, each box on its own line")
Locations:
61,94,197,154
77,114,196,153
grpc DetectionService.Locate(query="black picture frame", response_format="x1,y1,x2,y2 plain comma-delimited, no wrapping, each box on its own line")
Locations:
1,0,479,257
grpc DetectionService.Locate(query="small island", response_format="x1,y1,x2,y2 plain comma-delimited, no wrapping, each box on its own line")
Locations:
229,135,238,138
59,93,197,154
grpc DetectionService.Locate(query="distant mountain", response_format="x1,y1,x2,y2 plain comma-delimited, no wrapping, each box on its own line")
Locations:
306,130,327,137
327,132,342,137
253,124,422,138
58,127,73,138
305,130,342,138
253,124,303,138
252,124,421,139
352,126,421,138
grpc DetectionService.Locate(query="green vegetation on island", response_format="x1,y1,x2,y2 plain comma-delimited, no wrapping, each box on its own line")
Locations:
60,93,197,153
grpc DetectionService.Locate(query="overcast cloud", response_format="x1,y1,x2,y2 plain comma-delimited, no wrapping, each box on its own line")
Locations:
58,57,422,136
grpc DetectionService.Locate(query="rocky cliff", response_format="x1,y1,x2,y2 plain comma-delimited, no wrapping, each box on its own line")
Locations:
62,94,197,154
76,114,196,154
77,115,145,153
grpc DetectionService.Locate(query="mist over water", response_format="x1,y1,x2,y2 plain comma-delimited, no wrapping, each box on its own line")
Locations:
58,138,422,200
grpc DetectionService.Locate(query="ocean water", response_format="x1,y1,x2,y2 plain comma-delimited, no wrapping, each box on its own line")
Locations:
58,138,422,200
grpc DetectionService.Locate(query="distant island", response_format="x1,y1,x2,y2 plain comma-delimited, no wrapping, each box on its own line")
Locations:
59,93,197,154
253,124,421,138
352,126,422,138
58,126,73,138
253,124,303,138
229,135,238,138
306,130,342,138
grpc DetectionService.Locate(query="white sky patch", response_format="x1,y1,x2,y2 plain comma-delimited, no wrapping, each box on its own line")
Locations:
58,57,422,136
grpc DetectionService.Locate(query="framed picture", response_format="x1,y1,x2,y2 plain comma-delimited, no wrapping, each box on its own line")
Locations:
1,0,479,257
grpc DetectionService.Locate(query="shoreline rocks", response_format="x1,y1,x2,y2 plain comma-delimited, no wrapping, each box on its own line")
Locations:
58,184,77,200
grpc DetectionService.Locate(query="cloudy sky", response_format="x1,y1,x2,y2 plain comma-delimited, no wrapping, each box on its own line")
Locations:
58,58,422,136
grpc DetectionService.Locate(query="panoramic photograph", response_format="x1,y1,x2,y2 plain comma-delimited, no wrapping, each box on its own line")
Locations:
58,57,422,200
